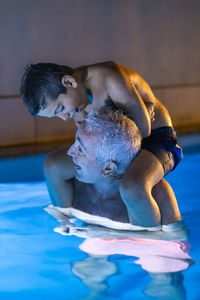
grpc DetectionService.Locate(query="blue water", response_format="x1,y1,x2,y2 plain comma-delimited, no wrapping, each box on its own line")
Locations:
0,151,200,300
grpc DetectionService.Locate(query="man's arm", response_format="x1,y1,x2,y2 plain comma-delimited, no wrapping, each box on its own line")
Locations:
44,205,75,226
54,222,188,241
44,148,75,208
105,66,151,138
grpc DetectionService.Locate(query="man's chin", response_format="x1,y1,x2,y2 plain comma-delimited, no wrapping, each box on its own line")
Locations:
74,173,93,184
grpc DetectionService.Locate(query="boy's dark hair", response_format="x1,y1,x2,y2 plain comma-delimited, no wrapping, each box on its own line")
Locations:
20,63,73,116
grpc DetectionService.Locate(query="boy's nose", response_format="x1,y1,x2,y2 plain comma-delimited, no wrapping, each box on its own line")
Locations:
58,113,70,121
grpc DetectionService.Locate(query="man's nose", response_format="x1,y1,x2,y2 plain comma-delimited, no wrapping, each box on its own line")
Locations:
67,144,75,157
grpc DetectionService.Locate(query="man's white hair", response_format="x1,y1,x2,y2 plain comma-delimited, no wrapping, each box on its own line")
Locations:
81,109,142,174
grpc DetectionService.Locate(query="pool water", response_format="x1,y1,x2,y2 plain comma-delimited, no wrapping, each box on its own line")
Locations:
0,151,200,300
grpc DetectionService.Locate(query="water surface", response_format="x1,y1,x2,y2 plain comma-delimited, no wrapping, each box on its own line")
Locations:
0,151,200,300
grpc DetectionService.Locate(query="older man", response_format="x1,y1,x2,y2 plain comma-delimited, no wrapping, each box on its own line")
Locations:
49,109,181,232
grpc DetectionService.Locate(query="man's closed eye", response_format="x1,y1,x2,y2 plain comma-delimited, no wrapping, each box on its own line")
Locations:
78,146,83,153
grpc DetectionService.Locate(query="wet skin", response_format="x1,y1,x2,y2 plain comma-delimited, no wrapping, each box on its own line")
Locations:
41,61,181,227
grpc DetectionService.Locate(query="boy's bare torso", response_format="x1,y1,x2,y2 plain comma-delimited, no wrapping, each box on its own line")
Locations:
75,61,172,131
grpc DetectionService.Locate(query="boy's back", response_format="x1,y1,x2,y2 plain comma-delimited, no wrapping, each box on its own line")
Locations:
77,61,172,132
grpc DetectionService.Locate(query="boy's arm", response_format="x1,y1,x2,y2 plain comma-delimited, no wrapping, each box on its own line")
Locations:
105,70,151,138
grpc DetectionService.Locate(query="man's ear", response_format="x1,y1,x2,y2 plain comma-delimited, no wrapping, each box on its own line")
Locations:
61,75,77,88
101,161,118,176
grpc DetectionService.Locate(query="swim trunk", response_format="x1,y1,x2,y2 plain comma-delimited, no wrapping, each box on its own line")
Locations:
141,126,183,176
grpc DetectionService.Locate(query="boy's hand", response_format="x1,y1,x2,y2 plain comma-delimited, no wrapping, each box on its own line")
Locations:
74,110,88,125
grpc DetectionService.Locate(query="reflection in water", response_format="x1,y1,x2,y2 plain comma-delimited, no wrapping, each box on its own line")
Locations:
45,205,194,299
73,237,193,300
145,272,186,300
73,255,117,300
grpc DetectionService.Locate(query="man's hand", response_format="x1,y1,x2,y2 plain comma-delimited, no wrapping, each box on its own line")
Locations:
54,224,108,238
44,205,75,226
54,222,188,241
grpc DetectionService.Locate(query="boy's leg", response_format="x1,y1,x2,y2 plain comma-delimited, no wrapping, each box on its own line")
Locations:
44,147,74,208
152,179,182,225
120,149,164,227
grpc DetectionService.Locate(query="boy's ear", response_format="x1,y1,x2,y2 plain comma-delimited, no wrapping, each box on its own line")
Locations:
61,75,77,88
101,161,118,176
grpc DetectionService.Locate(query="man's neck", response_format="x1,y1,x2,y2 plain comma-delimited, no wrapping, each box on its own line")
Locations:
93,176,121,198
73,175,129,223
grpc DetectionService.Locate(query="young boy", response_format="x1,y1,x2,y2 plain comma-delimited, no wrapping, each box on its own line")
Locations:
20,61,182,229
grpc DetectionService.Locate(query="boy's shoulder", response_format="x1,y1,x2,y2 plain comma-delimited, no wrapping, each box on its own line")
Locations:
85,61,135,88
88,61,139,82
87,60,118,69
86,61,121,77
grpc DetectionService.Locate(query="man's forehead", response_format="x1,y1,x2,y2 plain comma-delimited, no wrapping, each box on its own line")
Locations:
76,127,96,146
76,135,85,149
76,128,85,144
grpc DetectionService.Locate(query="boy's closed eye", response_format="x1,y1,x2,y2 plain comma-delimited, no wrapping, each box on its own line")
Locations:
55,104,65,115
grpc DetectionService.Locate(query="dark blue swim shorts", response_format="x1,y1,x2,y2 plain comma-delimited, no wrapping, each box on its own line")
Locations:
141,126,183,176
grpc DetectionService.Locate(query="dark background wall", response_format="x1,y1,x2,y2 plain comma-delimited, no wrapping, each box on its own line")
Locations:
0,0,200,146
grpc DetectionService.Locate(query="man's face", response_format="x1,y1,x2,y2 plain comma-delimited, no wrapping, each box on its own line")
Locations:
37,89,87,120
67,126,104,183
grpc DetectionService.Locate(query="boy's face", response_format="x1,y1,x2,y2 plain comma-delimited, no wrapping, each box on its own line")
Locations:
37,89,88,121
